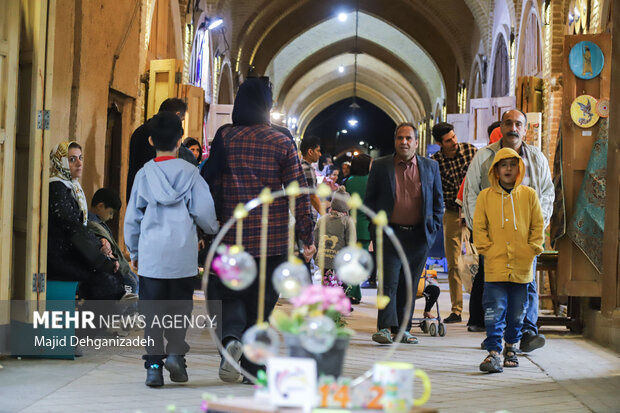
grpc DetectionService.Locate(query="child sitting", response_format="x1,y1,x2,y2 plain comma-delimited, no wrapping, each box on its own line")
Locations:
421,271,441,320
125,111,219,387
314,187,357,301
473,148,544,373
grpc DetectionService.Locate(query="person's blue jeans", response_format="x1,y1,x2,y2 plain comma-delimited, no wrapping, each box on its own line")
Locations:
482,281,528,352
522,257,538,335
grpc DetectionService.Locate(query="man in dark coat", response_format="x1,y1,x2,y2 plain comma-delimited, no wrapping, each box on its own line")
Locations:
365,122,443,345
126,98,197,200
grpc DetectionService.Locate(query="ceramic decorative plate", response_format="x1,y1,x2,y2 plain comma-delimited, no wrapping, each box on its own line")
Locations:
596,99,609,118
570,95,599,128
569,41,604,80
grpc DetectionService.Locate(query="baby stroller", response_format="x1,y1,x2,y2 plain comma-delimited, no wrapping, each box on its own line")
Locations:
413,269,446,337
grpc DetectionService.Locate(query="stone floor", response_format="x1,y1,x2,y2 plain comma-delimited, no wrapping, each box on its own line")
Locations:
1,273,619,413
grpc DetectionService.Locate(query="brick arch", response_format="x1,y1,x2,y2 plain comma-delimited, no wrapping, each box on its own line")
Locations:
464,0,493,52
232,0,468,113
274,37,433,114
297,83,411,138
287,63,425,130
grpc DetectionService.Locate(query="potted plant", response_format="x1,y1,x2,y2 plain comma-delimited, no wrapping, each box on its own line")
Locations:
270,285,354,377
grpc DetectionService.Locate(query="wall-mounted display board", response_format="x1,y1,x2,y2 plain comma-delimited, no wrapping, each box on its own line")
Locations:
557,33,611,297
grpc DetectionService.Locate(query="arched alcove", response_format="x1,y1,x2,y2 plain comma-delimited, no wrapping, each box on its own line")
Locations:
217,61,234,104
517,2,543,78
491,35,509,97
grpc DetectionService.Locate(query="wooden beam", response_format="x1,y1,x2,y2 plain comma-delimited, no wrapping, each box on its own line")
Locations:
602,3,620,316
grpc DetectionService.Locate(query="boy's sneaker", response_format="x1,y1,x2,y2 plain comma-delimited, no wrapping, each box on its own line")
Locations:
444,313,462,323
219,340,243,382
165,354,188,382
146,363,164,387
519,331,546,352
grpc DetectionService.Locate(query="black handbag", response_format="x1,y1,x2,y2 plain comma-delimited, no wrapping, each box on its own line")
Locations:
70,225,118,274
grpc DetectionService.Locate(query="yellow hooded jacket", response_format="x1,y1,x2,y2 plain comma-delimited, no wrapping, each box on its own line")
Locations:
473,148,544,283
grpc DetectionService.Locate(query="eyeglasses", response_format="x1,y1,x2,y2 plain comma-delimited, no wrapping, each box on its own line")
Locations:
68,155,84,163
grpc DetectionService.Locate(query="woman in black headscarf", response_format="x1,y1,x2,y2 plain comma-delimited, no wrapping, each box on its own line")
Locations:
47,141,125,300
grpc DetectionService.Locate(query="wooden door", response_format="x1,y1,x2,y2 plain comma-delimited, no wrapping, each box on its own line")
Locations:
146,58,183,119
180,84,205,142
0,0,20,324
517,76,544,112
557,33,611,297
468,98,493,146
12,0,55,306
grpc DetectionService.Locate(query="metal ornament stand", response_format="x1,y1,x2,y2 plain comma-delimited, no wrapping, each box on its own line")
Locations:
203,184,415,387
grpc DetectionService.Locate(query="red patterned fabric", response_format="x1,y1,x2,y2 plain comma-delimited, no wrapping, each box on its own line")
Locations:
219,124,314,257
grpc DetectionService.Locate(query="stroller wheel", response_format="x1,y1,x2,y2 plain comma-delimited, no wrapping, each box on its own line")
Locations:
420,320,429,333
438,322,446,337
429,322,437,336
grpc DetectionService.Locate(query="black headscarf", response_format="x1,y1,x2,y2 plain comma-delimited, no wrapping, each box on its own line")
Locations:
231,77,272,126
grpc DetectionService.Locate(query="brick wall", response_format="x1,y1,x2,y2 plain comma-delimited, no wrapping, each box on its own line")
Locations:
542,0,568,171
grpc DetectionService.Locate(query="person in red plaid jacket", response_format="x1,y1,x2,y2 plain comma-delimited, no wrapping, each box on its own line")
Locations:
204,77,316,383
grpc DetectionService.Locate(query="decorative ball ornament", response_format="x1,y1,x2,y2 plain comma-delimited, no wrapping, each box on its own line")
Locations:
242,324,280,364
299,315,337,354
334,246,374,285
212,245,257,290
272,259,310,298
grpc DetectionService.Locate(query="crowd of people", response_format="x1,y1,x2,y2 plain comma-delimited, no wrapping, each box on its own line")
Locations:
46,76,553,387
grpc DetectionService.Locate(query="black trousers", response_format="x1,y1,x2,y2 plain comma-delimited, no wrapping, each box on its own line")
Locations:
207,254,286,376
377,227,429,333
139,276,195,366
467,254,485,328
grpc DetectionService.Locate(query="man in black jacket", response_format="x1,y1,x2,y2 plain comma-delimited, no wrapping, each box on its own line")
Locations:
126,98,197,200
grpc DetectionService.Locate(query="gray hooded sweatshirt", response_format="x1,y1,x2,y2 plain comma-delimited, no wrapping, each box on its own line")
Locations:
124,159,219,278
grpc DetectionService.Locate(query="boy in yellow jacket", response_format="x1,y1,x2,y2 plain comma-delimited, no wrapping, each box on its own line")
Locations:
473,148,544,373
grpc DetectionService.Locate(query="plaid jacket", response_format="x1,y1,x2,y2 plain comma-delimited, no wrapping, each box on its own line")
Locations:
431,142,477,211
219,124,314,257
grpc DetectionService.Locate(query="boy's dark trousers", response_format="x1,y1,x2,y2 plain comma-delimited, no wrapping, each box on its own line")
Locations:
139,276,194,367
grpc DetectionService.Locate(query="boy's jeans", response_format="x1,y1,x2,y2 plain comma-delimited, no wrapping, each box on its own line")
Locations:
482,281,528,352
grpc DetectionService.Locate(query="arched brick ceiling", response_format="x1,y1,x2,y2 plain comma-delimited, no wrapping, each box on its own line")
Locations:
224,0,478,113
283,54,425,131
274,37,433,114
268,12,442,111
296,82,410,138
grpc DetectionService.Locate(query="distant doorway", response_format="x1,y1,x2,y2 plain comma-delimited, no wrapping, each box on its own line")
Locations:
105,91,132,239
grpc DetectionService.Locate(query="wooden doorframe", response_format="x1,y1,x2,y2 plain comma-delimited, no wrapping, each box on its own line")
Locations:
0,0,21,332
13,0,56,306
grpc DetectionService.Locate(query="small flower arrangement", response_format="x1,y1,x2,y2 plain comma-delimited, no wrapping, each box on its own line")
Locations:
270,284,354,337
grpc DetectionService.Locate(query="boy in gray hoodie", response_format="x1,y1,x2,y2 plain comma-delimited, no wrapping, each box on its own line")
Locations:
125,112,219,387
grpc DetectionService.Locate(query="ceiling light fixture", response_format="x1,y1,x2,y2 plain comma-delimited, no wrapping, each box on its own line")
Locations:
207,17,223,30
347,6,360,128
338,12,348,22
338,65,345,73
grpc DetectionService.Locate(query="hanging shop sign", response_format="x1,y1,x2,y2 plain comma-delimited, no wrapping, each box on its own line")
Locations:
570,95,600,128
596,98,609,118
569,41,604,80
